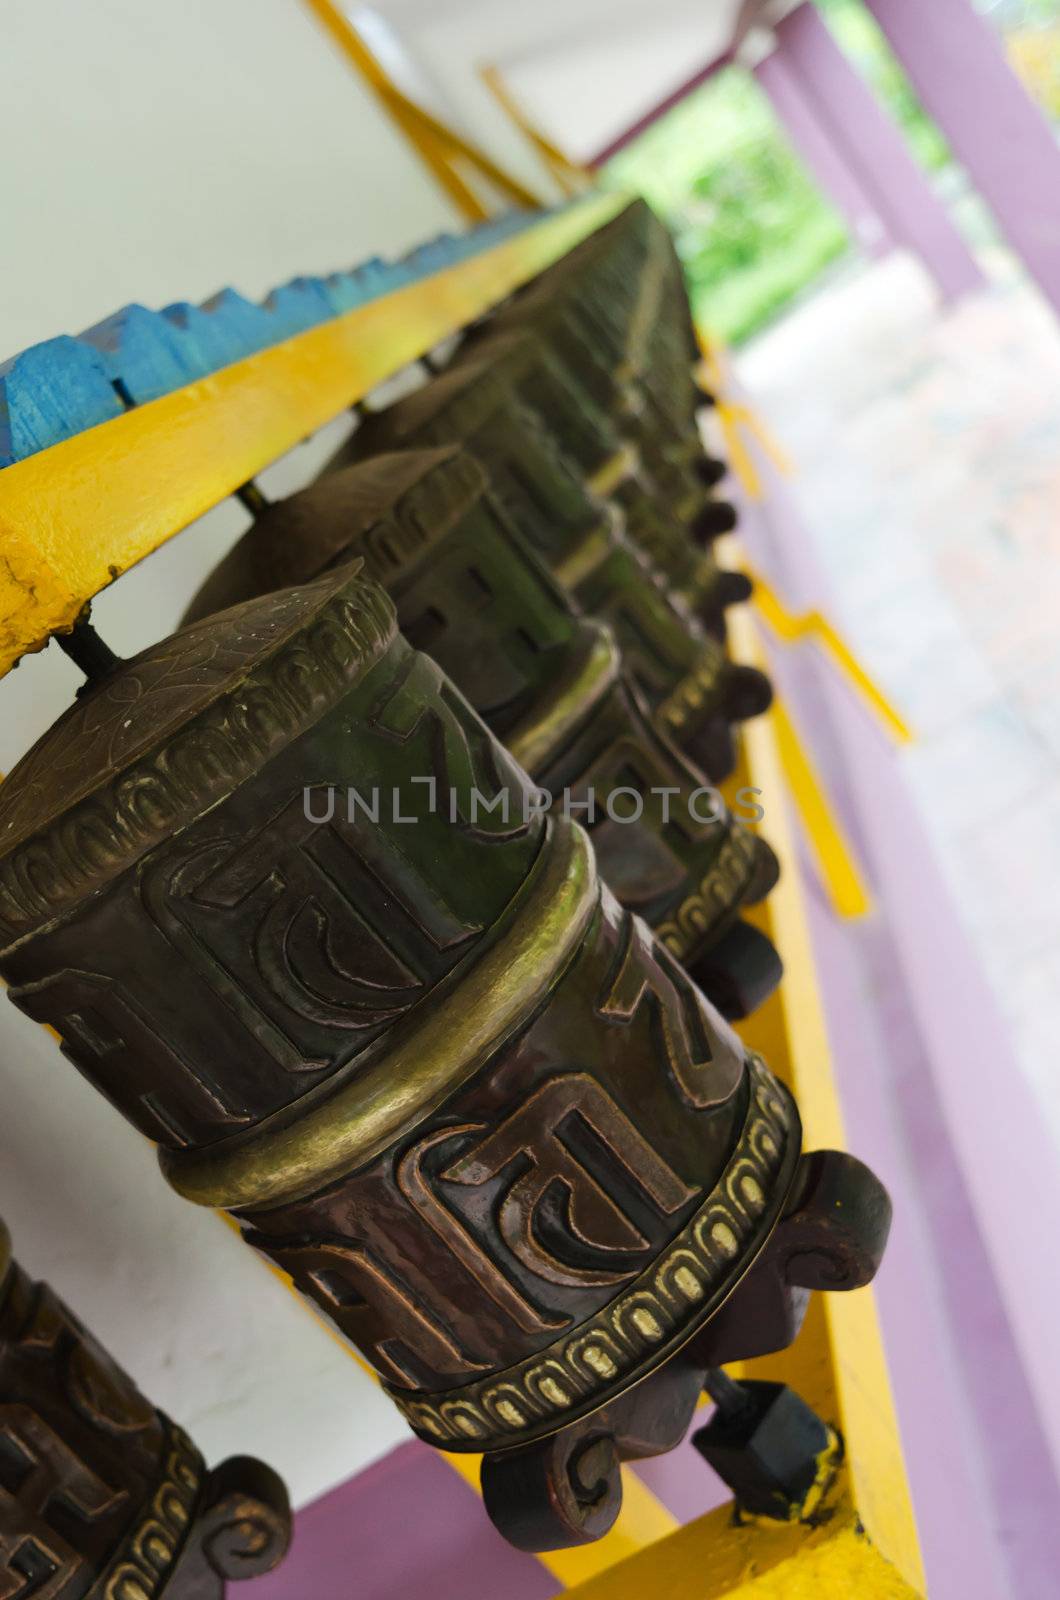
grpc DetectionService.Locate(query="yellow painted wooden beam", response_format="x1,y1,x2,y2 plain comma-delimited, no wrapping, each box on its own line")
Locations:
728,607,924,1592
714,543,872,922
0,192,625,679
743,562,913,745
770,698,872,919
695,335,794,502
384,92,493,223
391,88,545,211
561,1492,922,1600
300,0,487,221
479,64,593,198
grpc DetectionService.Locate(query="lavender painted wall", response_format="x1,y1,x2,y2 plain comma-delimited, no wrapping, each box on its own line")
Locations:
773,3,985,302
251,1440,560,1600
728,418,1060,1595
865,0,1060,318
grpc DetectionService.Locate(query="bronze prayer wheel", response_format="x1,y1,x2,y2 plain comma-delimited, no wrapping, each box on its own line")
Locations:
482,198,735,552
527,218,731,550
472,214,715,527
181,447,781,1017
484,289,711,532
0,568,543,1151
0,1217,290,1597
330,362,772,782
519,199,704,430
446,326,748,637
0,569,890,1551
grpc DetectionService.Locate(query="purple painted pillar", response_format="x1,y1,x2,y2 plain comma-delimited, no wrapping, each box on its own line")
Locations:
773,2,985,303
865,0,1060,317
755,47,892,259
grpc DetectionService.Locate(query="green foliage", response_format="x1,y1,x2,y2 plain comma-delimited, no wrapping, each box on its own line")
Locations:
603,67,849,345
602,0,1026,344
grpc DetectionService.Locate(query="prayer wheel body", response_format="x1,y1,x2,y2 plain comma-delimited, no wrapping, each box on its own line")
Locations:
332,363,769,782
473,204,711,521
181,448,780,1013
0,570,800,1466
0,1219,290,1597
448,326,743,634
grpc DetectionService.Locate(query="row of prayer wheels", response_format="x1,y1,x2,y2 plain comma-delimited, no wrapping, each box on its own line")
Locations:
0,201,891,1581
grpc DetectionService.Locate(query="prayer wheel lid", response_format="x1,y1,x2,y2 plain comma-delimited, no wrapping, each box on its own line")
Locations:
337,357,514,462
0,565,396,941
183,446,486,628
457,324,619,450
457,325,606,397
454,326,540,366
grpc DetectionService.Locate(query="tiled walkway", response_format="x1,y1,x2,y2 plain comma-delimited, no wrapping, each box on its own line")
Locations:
736,247,1060,1151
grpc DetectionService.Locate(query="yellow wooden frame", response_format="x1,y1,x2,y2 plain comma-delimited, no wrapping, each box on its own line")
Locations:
554,608,926,1597
229,605,927,1596
479,63,595,197
740,561,913,745
0,192,624,679
0,192,925,1594
301,0,546,221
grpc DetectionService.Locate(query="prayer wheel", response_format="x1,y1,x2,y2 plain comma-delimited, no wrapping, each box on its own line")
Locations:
514,197,705,431
447,327,748,635
472,206,716,528
331,362,772,783
0,570,890,1552
182,446,780,1018
0,1217,290,1597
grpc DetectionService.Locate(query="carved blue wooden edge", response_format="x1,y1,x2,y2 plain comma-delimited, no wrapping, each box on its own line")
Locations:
0,207,548,469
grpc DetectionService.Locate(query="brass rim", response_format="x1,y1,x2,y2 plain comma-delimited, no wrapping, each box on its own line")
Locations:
507,622,620,775
162,818,598,1212
586,442,639,500
553,511,620,592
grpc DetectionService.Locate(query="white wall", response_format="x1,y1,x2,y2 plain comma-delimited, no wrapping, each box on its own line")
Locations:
0,0,458,356
504,15,733,162
0,0,464,1507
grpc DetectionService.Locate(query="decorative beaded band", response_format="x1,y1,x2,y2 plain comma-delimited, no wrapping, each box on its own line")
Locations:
99,1423,203,1600
653,641,729,740
654,826,761,963
388,1055,800,1454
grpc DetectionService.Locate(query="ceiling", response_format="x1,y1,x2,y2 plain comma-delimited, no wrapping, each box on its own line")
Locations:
356,0,794,163
363,0,797,63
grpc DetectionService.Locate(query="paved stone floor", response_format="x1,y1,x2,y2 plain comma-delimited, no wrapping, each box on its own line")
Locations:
736,245,1060,1151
